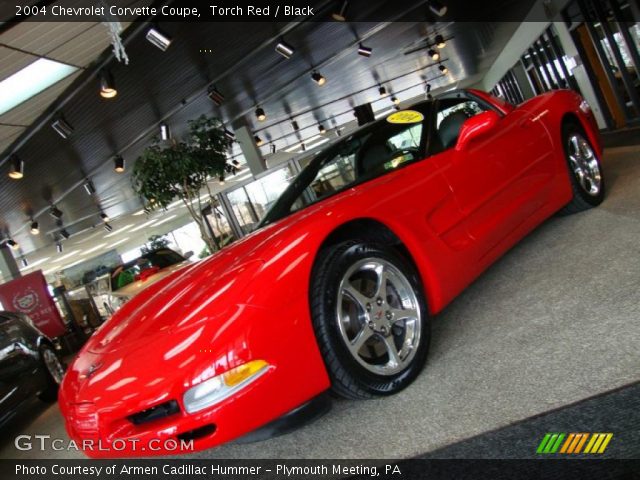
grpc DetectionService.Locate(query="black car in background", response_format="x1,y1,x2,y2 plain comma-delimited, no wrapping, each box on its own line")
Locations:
0,311,65,426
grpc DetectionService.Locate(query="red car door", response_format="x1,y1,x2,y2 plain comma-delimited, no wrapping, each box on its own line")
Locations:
431,94,555,260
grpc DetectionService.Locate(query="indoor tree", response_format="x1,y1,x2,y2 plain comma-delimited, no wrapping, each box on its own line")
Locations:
132,115,235,253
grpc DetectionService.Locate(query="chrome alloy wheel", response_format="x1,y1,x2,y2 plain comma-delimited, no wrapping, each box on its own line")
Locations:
336,258,422,376
43,348,64,385
567,133,602,197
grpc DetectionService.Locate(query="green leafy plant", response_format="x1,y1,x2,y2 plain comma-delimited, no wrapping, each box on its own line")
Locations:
140,234,170,255
132,115,234,252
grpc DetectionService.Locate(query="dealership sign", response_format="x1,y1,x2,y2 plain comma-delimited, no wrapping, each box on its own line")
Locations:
0,270,66,337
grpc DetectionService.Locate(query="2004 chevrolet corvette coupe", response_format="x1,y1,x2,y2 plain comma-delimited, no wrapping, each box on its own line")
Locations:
60,89,604,457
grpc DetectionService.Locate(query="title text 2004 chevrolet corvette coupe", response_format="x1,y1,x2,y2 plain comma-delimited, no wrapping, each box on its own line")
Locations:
60,89,604,457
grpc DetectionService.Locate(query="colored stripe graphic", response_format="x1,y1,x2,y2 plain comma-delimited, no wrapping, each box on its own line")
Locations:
538,433,613,454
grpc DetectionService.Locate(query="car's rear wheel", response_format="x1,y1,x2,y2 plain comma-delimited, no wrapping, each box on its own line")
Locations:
559,122,605,215
310,240,430,399
38,345,65,402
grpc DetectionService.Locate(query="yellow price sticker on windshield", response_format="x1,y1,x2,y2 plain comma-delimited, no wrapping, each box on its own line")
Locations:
386,110,424,124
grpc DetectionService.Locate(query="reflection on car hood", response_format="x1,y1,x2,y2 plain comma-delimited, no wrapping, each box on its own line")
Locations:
110,262,190,298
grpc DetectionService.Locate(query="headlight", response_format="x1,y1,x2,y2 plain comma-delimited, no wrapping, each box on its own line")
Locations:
579,99,591,114
183,360,269,414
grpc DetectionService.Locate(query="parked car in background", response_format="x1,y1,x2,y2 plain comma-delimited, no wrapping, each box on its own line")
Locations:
106,248,194,312
0,311,65,426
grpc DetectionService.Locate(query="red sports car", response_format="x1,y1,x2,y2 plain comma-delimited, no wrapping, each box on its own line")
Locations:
59,89,604,457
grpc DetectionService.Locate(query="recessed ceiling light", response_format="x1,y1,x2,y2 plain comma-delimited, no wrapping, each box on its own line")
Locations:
358,43,373,57
0,58,78,115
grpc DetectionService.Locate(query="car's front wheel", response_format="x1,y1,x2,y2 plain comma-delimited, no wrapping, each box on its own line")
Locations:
310,240,430,399
38,345,65,402
560,122,605,214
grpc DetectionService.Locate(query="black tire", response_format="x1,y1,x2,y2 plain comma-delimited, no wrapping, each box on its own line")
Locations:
38,345,64,403
559,121,605,215
310,239,430,399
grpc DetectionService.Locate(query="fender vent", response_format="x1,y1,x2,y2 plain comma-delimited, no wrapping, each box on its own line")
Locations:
128,400,180,425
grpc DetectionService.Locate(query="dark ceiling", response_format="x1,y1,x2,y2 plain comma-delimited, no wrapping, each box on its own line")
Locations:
0,0,535,258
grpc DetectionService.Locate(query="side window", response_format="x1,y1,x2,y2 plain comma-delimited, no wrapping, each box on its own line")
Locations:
436,99,488,150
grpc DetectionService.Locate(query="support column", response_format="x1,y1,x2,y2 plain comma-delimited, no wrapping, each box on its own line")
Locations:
232,123,266,176
0,245,20,282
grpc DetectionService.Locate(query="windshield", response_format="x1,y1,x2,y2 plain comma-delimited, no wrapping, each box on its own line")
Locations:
109,248,185,291
259,108,428,228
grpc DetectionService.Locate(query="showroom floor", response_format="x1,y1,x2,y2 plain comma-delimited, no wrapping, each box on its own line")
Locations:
2,145,639,460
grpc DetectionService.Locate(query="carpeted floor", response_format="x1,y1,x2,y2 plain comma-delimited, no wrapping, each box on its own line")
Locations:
1,145,639,460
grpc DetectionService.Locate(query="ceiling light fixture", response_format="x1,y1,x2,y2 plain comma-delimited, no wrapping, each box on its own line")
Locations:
99,70,117,99
435,34,446,49
60,229,70,240
146,27,172,51
8,154,24,179
428,49,440,61
218,176,225,185
224,129,236,141
332,0,348,21
51,116,74,138
100,213,110,223
30,221,39,235
254,135,264,147
300,142,306,152
428,1,448,17
6,239,19,250
160,122,171,141
292,120,299,131
379,86,388,97
84,180,96,195
50,205,63,219
56,243,63,253
439,63,449,74
114,155,125,173
21,257,28,268
255,106,266,121
207,85,224,106
270,144,277,154
275,39,295,59
104,223,113,232
311,71,326,86
391,96,400,105
358,43,373,57
232,159,240,166
318,124,326,134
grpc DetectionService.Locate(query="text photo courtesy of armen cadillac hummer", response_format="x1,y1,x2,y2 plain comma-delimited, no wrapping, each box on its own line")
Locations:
0,0,639,479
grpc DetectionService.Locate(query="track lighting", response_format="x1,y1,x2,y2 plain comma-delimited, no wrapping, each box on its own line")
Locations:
207,85,224,106
57,243,63,253
319,124,326,134
232,159,240,166
428,49,440,61
224,129,236,141
254,135,264,147
300,143,306,152
275,39,295,59
104,223,113,232
99,70,117,99
60,229,70,240
100,213,110,223
358,43,373,57
426,83,432,93
255,107,266,122
114,155,125,173
160,122,171,141
84,180,96,195
270,144,277,154
428,0,448,17
332,0,348,21
439,63,449,74
8,154,24,179
143,206,152,215
50,206,63,219
435,34,446,49
21,257,28,268
292,121,299,131
6,239,19,250
311,71,326,86
379,86,388,97
391,96,400,105
146,27,172,51
218,176,225,185
51,116,74,138
30,221,40,235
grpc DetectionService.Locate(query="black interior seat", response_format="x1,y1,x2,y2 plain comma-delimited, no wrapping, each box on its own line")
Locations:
358,143,392,175
438,111,469,149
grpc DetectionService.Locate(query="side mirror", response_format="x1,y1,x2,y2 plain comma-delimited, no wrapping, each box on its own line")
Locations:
455,110,500,151
183,251,194,259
